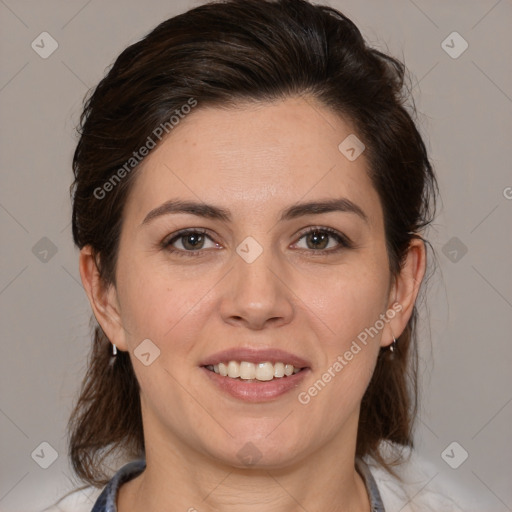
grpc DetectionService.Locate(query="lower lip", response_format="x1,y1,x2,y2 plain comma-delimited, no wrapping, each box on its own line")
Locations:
200,366,310,403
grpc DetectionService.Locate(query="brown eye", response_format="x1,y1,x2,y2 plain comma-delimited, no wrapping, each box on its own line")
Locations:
304,230,330,250
163,229,220,256
179,232,205,250
294,227,352,253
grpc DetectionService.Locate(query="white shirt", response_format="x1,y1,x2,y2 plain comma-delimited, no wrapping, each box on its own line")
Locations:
41,443,490,512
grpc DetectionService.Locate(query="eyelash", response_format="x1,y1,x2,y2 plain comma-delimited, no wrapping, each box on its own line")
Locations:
161,226,353,258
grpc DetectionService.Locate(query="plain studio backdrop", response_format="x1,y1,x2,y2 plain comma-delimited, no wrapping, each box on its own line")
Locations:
0,0,511,510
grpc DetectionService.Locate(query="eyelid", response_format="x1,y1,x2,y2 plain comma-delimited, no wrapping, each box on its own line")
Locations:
161,228,218,255
292,225,353,251
162,225,353,256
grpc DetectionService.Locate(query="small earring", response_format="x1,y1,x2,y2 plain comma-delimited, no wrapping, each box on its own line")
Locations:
108,343,118,368
389,334,397,353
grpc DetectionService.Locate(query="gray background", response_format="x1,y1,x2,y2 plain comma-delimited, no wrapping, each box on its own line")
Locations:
1,0,511,510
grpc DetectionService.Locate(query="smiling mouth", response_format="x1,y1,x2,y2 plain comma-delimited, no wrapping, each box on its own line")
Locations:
203,361,306,382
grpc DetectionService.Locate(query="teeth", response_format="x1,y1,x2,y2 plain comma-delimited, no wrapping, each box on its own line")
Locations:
255,362,274,381
206,361,303,381
227,361,240,378
274,362,285,378
218,362,228,377
240,361,255,380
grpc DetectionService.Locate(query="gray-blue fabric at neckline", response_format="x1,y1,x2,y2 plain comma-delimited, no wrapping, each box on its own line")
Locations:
91,457,385,511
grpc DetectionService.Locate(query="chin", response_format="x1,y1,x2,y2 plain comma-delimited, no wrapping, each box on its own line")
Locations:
207,432,305,470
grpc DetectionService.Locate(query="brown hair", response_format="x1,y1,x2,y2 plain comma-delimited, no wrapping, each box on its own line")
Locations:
68,0,438,487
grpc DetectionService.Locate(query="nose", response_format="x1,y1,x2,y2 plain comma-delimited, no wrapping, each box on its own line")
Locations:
219,243,295,330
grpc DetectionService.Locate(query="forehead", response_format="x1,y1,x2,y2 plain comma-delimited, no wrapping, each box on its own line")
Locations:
125,97,382,228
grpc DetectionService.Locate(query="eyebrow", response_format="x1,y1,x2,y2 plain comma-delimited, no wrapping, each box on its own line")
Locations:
141,197,369,226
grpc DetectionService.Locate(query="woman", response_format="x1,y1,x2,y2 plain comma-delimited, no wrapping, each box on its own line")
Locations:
45,0,469,510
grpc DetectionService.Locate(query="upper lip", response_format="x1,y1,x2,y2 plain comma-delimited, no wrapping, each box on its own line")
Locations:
200,347,311,368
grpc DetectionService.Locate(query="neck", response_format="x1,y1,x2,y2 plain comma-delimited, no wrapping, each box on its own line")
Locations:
118,433,370,511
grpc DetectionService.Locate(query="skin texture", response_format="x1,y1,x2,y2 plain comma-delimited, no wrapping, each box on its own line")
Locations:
80,96,426,512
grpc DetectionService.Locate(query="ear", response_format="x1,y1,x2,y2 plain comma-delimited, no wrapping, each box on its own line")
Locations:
79,245,129,352
381,237,427,348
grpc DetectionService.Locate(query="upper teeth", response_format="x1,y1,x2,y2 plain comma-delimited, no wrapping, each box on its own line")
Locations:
207,361,302,381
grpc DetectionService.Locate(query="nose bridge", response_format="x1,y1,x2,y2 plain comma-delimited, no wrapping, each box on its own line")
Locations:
220,234,294,328
237,239,277,296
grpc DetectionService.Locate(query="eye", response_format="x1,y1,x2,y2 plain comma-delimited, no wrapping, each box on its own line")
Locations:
162,229,221,256
161,226,353,258
293,227,352,253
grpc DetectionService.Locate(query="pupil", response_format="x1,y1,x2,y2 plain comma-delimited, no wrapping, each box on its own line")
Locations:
184,233,203,249
309,231,328,250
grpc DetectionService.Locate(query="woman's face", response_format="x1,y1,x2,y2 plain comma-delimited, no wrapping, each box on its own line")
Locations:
98,97,412,469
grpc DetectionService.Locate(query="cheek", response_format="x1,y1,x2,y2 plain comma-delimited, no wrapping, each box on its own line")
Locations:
297,258,389,414
295,276,385,434
116,256,217,351
296,260,390,350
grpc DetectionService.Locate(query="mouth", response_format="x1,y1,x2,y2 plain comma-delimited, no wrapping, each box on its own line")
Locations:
200,363,310,402
202,361,307,382
199,347,311,401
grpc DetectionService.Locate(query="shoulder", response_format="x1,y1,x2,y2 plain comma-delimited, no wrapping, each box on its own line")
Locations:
365,441,487,512
41,460,146,512
40,486,102,512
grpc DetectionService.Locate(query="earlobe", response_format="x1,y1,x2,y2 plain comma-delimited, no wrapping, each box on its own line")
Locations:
382,237,427,348
78,245,128,351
